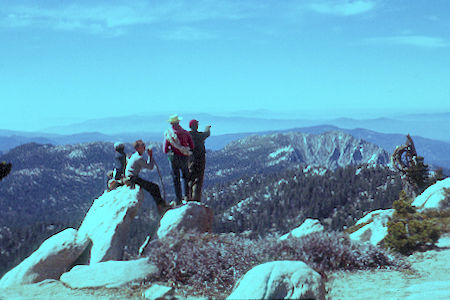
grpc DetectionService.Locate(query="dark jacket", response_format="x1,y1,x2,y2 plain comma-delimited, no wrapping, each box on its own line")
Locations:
190,128,210,161
114,151,127,180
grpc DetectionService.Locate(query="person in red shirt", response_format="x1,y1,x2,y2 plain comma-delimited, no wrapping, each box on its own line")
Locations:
163,114,194,205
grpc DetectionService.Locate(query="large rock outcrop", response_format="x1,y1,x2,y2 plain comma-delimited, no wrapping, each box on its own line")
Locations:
349,209,394,246
227,260,325,300
0,187,216,291
60,258,158,288
156,202,213,240
412,178,450,211
279,218,324,241
0,228,88,288
77,185,145,264
0,185,147,287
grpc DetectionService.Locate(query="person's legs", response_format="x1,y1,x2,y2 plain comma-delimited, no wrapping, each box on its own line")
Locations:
192,159,205,202
180,156,190,200
135,177,168,215
188,159,195,200
170,156,182,204
135,177,164,206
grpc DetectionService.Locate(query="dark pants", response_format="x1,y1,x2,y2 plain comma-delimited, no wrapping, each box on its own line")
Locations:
132,176,164,206
189,157,205,202
169,154,190,204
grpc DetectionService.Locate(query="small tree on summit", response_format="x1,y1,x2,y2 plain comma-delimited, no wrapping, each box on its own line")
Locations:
405,155,430,194
391,135,433,197
384,191,440,255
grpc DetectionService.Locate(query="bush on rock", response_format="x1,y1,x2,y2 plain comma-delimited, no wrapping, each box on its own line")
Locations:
384,191,441,255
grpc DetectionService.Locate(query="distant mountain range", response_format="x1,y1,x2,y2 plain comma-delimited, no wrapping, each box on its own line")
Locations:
207,126,450,172
37,112,449,142
1,112,448,149
1,118,449,170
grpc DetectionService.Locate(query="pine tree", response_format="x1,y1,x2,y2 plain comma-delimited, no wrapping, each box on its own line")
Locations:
384,190,440,255
405,156,430,194
429,168,445,186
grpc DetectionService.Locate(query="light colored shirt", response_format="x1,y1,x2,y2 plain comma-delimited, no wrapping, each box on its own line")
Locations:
125,151,154,178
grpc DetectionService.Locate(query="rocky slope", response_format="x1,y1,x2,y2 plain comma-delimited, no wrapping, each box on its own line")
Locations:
205,131,389,185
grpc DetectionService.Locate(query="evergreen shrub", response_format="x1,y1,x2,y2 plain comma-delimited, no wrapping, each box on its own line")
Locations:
440,188,450,210
405,156,430,194
384,191,441,255
145,231,406,297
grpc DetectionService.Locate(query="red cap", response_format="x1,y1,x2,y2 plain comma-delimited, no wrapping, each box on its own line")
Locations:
189,119,198,128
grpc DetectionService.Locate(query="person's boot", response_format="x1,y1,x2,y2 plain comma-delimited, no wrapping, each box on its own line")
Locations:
157,202,170,216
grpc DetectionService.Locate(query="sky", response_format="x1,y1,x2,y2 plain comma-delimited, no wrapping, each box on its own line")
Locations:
1,0,449,131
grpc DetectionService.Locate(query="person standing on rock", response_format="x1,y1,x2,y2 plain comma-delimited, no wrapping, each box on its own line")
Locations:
188,119,211,202
163,114,194,205
125,139,168,215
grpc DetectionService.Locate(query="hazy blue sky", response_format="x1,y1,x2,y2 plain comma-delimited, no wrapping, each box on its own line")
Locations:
1,0,449,131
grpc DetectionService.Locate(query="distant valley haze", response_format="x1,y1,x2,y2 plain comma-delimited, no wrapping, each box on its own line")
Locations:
8,110,450,142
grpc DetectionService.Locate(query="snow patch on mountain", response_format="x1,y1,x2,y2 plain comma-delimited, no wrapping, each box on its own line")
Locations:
224,196,256,221
277,179,288,186
15,168,42,176
68,149,86,159
267,145,295,166
269,145,294,158
303,166,327,176
65,165,104,177
368,153,381,165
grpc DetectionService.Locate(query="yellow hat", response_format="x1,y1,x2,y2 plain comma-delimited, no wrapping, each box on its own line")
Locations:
168,114,182,124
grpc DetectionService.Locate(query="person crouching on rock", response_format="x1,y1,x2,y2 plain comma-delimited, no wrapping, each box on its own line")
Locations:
125,139,169,215
107,142,128,191
113,142,127,180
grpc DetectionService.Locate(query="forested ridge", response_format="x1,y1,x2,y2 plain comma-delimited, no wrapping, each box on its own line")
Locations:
204,165,402,237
